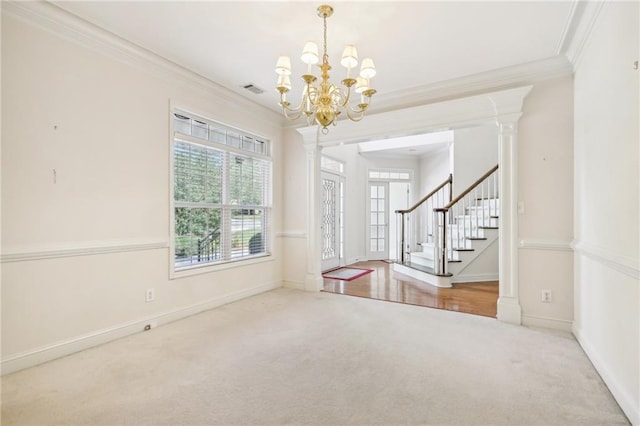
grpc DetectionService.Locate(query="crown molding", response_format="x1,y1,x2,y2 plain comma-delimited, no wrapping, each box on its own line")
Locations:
370,55,572,116
3,0,591,127
555,0,581,56
560,0,606,69
299,85,531,148
1,0,284,128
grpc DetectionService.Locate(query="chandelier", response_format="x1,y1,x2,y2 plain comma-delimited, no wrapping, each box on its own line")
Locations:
275,4,377,134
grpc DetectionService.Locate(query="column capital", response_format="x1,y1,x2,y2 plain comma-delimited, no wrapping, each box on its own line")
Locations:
297,126,320,146
489,85,532,117
495,112,524,128
303,139,321,156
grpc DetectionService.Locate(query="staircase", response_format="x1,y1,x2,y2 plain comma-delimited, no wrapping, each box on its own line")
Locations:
394,165,499,288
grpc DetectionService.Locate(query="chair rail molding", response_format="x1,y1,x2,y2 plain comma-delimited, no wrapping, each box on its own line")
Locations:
298,86,533,325
572,240,640,279
518,238,573,252
276,231,307,239
1,239,169,263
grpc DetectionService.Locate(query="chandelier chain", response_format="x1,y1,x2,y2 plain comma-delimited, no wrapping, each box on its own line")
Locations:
322,14,328,64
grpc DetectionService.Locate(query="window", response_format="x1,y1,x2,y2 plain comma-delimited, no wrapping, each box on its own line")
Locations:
171,111,271,272
321,155,344,174
368,169,410,180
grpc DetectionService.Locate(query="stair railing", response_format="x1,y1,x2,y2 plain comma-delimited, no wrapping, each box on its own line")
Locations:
395,174,452,264
433,165,499,275
197,228,221,262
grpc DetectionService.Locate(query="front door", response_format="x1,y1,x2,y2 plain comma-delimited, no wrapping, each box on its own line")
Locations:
321,171,341,271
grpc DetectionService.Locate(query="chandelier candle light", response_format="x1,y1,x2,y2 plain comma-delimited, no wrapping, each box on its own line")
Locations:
275,4,377,134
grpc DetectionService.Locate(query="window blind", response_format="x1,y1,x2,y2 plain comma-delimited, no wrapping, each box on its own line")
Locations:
172,111,271,270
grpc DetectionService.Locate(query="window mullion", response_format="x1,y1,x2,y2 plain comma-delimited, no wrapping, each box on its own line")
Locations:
221,151,232,261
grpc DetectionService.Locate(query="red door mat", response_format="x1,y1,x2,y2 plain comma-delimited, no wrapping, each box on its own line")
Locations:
322,267,373,281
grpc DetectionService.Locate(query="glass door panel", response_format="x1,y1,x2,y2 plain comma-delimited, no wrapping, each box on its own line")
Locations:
367,182,388,260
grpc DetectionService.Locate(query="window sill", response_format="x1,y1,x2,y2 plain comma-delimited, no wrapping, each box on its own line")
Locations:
170,253,274,280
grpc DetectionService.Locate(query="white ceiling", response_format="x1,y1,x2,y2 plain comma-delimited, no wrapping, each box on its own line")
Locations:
52,1,577,119
359,131,453,158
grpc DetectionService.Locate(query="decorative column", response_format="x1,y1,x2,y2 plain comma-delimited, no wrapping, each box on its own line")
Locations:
299,127,324,291
489,85,531,325
495,113,523,324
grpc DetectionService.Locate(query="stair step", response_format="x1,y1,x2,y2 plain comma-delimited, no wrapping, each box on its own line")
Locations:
478,226,498,229
405,262,437,274
452,248,474,252
409,252,435,268
467,237,487,241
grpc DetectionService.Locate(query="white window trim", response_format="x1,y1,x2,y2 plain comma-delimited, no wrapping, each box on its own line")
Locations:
168,107,273,279
367,168,413,182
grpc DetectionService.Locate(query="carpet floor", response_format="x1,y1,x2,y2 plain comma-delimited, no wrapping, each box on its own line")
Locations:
1,288,629,425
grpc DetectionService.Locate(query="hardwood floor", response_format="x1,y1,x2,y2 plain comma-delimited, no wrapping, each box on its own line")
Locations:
322,260,498,318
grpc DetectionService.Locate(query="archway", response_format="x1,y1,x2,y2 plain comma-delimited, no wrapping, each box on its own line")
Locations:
297,85,532,325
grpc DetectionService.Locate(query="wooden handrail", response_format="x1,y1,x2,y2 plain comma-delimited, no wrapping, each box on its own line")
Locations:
434,164,498,212
396,174,452,214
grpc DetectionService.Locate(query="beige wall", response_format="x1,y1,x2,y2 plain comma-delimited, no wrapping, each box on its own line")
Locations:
517,75,575,329
572,2,639,423
1,14,284,371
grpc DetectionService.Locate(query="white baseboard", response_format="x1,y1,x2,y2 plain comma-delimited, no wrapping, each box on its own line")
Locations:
282,280,305,290
573,324,638,425
346,257,367,265
497,296,522,325
521,314,573,332
1,280,282,375
452,273,499,283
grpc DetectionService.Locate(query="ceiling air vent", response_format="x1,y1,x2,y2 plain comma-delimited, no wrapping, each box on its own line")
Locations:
242,84,264,95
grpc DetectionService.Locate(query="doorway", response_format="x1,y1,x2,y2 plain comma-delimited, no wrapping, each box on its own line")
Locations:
299,85,531,324
367,171,410,262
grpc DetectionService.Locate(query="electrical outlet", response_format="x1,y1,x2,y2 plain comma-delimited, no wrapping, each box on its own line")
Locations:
145,288,155,302
541,289,552,303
